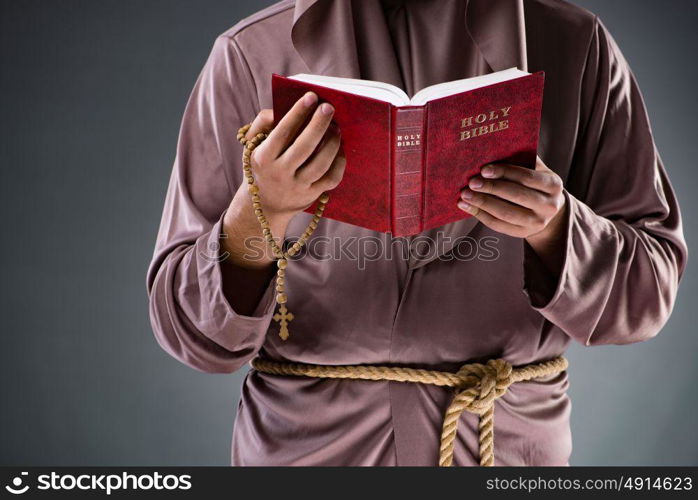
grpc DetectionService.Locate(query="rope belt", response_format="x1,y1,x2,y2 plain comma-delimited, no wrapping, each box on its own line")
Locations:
250,355,568,466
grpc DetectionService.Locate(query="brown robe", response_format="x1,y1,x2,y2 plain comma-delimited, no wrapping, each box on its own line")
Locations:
146,0,688,465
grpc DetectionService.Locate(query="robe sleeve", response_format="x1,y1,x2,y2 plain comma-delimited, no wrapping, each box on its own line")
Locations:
522,17,688,346
146,34,277,373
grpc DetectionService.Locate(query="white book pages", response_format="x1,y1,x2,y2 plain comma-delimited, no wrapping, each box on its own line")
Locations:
287,67,529,107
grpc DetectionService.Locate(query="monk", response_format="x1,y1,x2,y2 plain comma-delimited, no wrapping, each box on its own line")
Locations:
146,0,687,465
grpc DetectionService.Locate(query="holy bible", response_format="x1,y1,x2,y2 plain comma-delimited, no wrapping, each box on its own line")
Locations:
271,68,545,236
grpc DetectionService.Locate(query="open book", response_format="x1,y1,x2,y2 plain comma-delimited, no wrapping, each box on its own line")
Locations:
271,68,545,236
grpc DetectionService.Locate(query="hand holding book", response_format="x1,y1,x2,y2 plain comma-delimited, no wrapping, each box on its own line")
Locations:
222,92,345,260
459,156,569,280
218,92,345,317
240,92,344,223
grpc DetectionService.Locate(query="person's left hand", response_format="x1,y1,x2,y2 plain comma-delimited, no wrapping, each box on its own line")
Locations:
457,156,567,250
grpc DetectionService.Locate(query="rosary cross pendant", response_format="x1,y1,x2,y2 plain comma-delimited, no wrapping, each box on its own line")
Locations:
273,305,294,340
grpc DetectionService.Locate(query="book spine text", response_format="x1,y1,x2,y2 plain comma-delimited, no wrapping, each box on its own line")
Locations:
391,106,425,236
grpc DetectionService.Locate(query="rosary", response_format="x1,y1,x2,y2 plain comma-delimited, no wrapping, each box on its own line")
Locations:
236,123,330,341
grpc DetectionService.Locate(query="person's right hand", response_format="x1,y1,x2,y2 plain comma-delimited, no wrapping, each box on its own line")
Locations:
221,91,345,270
241,91,346,220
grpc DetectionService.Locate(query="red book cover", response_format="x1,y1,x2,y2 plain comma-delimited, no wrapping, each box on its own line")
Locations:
271,71,545,236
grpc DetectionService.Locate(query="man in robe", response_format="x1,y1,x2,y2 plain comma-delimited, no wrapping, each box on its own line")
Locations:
146,0,687,465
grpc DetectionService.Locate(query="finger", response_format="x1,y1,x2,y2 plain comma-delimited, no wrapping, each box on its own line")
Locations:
296,127,341,184
264,91,319,158
479,161,562,195
457,201,528,238
281,102,335,169
461,190,539,227
245,109,274,141
310,145,346,193
466,176,548,210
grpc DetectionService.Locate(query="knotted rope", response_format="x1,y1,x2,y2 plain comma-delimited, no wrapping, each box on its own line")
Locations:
250,355,568,466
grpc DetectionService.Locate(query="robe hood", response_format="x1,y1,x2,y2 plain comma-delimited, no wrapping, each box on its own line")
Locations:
290,0,528,78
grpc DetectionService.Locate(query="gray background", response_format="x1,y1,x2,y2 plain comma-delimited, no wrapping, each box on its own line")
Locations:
1,0,696,465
